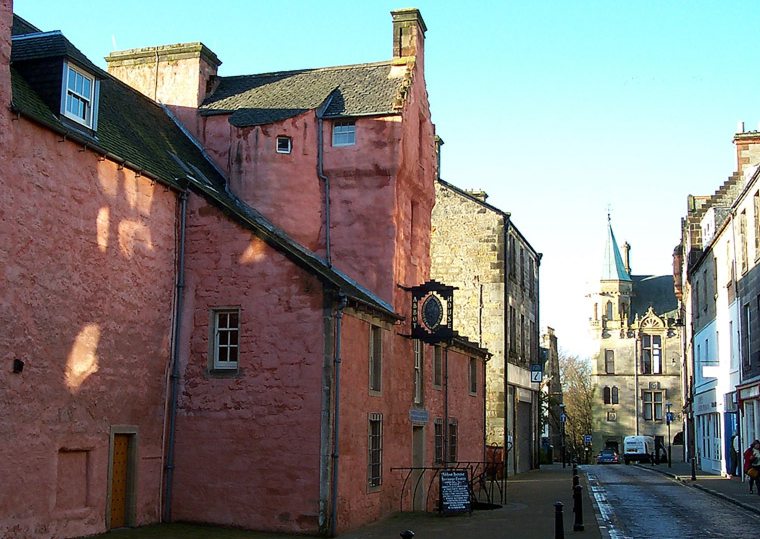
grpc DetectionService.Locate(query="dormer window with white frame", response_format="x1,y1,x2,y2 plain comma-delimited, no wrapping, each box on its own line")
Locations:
332,120,356,146
61,61,99,129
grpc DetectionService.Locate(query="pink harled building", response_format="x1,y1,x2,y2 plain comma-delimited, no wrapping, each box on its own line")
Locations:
0,2,489,537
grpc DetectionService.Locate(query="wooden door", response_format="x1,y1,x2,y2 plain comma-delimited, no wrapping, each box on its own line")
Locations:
110,434,129,528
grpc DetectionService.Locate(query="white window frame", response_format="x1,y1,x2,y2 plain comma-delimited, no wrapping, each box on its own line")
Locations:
211,308,240,371
60,61,99,129
332,120,356,146
413,339,423,404
468,357,477,395
276,135,292,154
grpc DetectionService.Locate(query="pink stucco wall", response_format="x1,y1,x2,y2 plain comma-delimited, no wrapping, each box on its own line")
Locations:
169,194,327,533
0,116,177,537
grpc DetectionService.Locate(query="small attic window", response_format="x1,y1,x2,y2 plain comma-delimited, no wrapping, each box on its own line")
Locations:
276,136,292,154
60,62,99,129
332,120,356,146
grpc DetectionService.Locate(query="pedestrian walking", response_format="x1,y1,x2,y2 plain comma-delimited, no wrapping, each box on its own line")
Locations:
731,433,740,478
743,439,760,494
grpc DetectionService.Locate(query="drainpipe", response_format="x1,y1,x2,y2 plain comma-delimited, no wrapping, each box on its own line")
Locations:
316,96,335,267
163,185,188,522
503,214,512,476
328,293,347,537
443,343,449,464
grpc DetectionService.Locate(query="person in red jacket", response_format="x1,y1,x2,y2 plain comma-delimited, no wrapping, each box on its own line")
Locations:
743,440,760,494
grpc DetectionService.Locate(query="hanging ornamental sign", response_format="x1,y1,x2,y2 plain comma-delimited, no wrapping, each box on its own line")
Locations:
410,280,456,344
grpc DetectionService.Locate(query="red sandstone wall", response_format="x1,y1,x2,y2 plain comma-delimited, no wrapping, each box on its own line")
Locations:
0,118,176,538
0,0,12,144
198,112,325,253
169,194,326,533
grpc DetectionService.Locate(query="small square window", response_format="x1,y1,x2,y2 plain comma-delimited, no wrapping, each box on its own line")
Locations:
332,120,356,146
276,136,292,154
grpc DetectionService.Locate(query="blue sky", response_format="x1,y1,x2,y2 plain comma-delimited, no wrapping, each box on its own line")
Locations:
14,0,760,357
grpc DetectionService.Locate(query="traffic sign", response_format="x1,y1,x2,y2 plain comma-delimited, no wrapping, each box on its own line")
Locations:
583,434,592,444
530,363,542,383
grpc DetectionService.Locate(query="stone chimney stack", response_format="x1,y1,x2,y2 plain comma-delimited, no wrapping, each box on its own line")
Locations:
623,241,631,274
106,42,221,135
734,130,760,179
391,8,427,62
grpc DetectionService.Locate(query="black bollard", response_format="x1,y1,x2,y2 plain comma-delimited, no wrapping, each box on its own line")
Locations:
572,473,579,489
572,463,578,476
400,531,415,539
555,501,565,539
691,456,697,481
573,485,584,531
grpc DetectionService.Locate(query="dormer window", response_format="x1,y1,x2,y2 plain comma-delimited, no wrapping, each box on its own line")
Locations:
61,62,99,129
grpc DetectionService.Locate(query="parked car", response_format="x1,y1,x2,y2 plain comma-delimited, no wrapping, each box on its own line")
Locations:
596,448,620,464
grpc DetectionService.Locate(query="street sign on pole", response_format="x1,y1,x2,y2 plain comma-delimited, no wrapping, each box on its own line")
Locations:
530,364,542,383
583,434,592,444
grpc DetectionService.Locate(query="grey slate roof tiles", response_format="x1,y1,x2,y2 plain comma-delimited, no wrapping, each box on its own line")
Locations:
9,15,398,321
201,62,405,127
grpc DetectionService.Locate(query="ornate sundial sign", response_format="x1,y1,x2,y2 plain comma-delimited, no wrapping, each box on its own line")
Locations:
410,280,456,344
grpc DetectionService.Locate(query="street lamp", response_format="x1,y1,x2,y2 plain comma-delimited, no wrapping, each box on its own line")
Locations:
666,402,673,469
559,403,566,469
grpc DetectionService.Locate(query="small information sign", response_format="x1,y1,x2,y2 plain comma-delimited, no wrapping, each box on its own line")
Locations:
530,364,543,383
439,469,471,515
583,434,592,444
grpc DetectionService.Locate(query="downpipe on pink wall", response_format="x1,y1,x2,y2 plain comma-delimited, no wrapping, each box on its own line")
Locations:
163,185,189,522
328,292,347,537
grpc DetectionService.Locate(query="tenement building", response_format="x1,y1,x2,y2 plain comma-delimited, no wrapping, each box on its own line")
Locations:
430,179,541,474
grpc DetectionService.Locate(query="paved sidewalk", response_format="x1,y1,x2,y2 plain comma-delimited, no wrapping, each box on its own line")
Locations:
639,460,760,515
97,464,601,538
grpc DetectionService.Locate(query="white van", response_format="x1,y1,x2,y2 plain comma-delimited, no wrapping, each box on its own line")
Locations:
623,435,655,464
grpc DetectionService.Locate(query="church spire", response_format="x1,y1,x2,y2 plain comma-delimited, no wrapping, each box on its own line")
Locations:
602,216,632,282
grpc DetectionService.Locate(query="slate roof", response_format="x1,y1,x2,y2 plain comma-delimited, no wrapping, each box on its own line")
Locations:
9,15,398,321
200,62,407,127
630,275,678,320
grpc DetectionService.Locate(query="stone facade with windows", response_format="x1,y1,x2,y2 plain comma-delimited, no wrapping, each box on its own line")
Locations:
590,220,683,458
430,179,541,474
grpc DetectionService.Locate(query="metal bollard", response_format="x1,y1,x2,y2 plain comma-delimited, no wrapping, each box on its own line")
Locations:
573,485,584,531
555,501,565,539
572,473,579,489
572,463,578,476
691,456,697,481
400,531,415,539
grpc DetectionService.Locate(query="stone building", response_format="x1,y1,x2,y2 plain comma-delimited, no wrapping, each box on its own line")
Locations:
541,327,563,458
590,219,683,458
1,5,490,538
430,179,541,474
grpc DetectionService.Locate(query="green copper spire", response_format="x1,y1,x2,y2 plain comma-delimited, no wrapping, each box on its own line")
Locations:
602,217,631,281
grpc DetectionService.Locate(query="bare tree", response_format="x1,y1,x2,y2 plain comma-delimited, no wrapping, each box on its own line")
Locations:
558,352,594,463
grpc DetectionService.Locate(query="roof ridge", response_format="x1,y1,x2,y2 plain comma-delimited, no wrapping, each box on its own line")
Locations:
220,60,394,81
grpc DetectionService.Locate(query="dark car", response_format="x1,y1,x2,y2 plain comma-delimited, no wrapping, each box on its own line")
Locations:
596,448,620,464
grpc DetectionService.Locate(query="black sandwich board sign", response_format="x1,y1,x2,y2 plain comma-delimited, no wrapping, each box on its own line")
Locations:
439,469,471,515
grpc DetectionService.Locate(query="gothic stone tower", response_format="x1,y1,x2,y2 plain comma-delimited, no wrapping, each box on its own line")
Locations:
590,219,683,457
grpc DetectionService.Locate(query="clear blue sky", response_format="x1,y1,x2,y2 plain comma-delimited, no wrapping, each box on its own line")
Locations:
14,0,760,357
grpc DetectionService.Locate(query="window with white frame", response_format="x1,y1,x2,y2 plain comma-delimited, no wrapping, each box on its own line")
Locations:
62,63,97,128
369,325,382,392
332,120,356,146
368,413,383,487
641,334,662,374
469,358,477,395
276,135,292,154
643,390,664,421
433,345,442,388
413,339,423,404
211,309,240,370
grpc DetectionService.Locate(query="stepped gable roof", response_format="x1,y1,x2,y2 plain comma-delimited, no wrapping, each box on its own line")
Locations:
601,220,631,282
9,15,398,321
200,61,408,127
631,275,678,320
